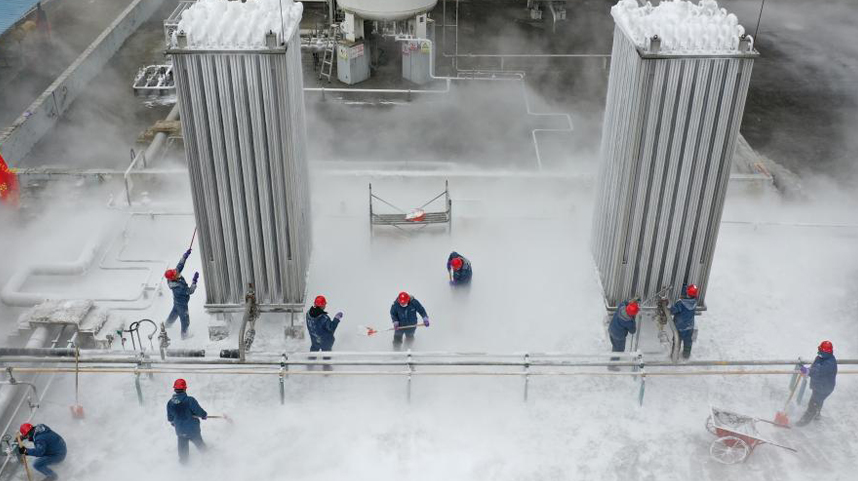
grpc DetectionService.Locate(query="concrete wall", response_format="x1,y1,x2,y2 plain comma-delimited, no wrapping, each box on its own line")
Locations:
0,0,165,167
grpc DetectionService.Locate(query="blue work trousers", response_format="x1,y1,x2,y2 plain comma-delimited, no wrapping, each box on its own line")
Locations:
166,304,191,335
678,330,693,358
609,335,626,362
177,432,206,464
393,325,416,350
33,453,65,479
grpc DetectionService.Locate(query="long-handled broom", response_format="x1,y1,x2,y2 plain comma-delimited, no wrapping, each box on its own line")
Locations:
15,433,33,481
774,362,804,427
70,347,84,419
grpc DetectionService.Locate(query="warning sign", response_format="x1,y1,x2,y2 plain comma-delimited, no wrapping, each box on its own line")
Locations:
351,43,364,58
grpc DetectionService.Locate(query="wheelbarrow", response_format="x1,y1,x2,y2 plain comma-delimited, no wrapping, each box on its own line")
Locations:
706,406,797,464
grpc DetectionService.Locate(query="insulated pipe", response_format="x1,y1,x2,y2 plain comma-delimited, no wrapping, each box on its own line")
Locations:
0,327,51,430
0,238,102,307
5,367,858,378
125,104,180,204
0,348,205,358
0,354,852,368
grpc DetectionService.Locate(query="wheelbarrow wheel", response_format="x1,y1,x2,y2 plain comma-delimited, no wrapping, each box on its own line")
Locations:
710,436,750,465
705,415,717,435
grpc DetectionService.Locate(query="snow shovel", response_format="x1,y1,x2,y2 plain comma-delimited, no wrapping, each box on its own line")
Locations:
15,433,33,481
361,324,427,337
775,366,804,427
70,348,85,420
207,414,233,424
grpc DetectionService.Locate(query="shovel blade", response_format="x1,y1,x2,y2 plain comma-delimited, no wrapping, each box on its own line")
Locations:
70,405,85,419
774,411,790,427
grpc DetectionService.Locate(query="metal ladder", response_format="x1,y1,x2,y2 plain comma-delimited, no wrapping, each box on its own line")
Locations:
319,24,339,83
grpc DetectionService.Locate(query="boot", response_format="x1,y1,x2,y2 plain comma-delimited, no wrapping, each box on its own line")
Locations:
796,401,820,427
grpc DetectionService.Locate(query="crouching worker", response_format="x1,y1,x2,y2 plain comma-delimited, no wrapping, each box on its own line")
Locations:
164,249,199,340
167,379,208,463
608,300,639,371
17,423,66,480
306,295,343,370
671,284,699,359
447,252,473,286
796,341,837,426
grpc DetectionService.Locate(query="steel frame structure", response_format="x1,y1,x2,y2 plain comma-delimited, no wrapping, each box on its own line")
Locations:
169,29,312,310
592,25,758,308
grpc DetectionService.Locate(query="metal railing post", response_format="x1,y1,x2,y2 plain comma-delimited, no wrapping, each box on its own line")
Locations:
407,350,413,403
134,370,143,406
637,355,646,406
279,354,287,405
523,353,530,402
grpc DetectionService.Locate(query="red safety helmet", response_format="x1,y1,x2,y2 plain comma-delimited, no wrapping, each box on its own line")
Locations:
19,423,34,437
818,341,833,354
314,295,327,308
625,302,640,317
164,269,179,281
451,257,464,271
397,291,411,305
686,284,699,298
173,378,187,390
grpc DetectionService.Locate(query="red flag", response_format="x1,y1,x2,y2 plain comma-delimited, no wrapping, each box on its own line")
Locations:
0,152,20,206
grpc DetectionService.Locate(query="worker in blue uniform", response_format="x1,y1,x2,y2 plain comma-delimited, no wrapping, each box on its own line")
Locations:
608,300,639,370
796,341,838,426
166,378,208,463
164,249,199,340
390,291,429,350
17,423,66,480
671,284,699,359
306,295,343,370
447,252,473,285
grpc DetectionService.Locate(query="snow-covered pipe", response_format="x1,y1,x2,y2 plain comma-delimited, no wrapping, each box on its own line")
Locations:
0,238,103,307
0,327,51,426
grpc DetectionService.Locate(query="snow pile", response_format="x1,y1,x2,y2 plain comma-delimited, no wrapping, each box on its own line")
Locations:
173,0,303,49
612,0,751,54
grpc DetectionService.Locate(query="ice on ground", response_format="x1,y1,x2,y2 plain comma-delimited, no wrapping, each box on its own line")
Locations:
612,0,750,54
173,0,303,49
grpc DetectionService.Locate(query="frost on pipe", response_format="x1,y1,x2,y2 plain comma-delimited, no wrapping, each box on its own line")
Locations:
612,0,752,54
172,0,303,49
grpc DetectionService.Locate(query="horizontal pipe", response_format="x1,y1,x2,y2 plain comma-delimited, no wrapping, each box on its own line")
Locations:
448,53,611,58
0,348,205,358
0,354,850,368
5,367,858,377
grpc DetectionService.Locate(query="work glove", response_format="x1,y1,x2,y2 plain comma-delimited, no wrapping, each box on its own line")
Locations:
423,317,430,327
192,272,200,283
16,446,25,455
392,322,400,330
334,312,343,320
184,248,192,258
800,365,809,375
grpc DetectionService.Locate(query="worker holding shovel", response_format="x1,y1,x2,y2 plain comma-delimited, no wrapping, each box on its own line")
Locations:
17,423,67,481
390,291,429,350
167,379,208,464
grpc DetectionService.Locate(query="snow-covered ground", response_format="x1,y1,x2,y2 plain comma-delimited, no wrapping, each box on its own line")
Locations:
3,168,857,480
